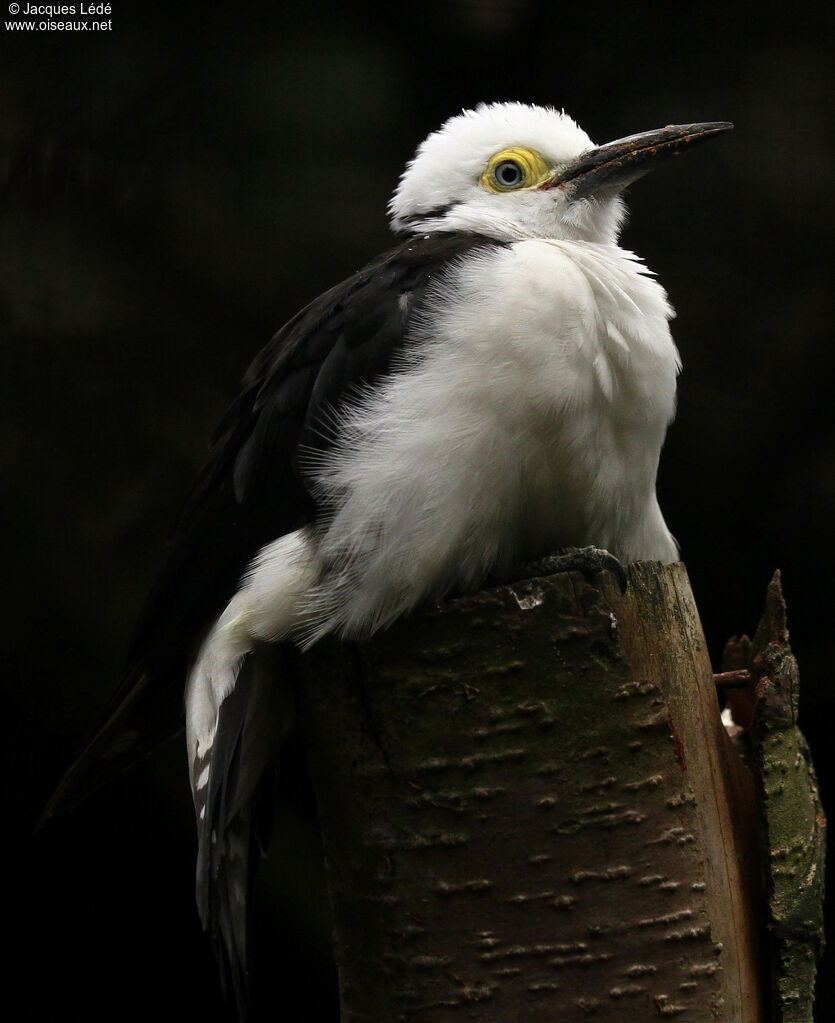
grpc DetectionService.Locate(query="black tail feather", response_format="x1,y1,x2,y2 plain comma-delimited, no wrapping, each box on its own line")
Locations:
195,645,292,1019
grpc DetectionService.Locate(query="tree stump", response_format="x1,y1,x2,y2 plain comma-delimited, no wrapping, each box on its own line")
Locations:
722,573,826,1023
296,562,810,1022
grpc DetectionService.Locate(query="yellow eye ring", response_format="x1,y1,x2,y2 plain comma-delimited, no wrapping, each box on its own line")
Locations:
481,146,551,193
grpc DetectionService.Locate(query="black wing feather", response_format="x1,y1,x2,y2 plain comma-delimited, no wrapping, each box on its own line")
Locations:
134,232,498,668
42,232,500,822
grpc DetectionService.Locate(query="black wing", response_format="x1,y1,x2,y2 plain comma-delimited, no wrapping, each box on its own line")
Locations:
42,231,500,822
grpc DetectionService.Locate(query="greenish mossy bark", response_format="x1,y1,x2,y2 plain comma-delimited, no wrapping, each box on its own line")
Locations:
723,573,826,1023
296,563,818,1022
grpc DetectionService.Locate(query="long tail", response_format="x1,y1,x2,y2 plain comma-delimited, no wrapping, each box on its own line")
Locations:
193,645,293,1018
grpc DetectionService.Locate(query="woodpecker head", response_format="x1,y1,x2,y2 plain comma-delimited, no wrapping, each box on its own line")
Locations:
389,102,732,245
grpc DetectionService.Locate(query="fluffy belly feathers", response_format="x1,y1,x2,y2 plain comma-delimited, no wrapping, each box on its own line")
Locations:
301,239,680,638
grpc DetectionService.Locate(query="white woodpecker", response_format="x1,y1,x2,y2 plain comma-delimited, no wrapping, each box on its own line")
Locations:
44,102,732,1013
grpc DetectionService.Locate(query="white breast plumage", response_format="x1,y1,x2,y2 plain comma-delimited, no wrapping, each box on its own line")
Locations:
301,238,680,644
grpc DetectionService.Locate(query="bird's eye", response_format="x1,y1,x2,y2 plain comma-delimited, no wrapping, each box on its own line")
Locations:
494,160,524,188
481,146,551,193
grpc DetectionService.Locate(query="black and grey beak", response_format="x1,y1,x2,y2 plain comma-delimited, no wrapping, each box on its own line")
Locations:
543,122,733,198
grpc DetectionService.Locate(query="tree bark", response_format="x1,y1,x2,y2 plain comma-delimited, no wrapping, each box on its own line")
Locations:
723,573,826,1023
296,563,806,1022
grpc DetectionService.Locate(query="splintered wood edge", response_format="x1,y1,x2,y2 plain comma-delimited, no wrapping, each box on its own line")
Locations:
599,562,765,1022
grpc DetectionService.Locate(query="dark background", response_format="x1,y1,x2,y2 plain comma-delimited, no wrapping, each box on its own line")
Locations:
4,1,833,1019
